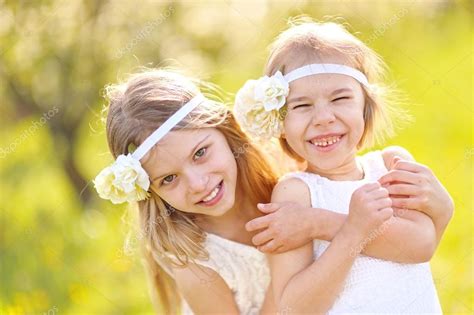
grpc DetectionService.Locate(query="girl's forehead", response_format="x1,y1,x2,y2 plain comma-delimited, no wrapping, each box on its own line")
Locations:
156,129,211,155
142,129,213,167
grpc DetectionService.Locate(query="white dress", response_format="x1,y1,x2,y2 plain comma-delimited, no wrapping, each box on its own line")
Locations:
283,151,442,314
178,233,270,315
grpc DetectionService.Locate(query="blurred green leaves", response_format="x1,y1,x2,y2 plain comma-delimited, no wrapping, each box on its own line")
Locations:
0,0,472,313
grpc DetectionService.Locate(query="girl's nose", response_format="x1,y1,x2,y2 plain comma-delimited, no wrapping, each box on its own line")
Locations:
187,171,210,194
311,103,336,126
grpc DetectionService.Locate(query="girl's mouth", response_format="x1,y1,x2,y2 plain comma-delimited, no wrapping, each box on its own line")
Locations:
198,180,224,207
308,134,344,152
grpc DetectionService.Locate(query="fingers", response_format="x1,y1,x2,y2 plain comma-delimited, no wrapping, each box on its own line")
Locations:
258,240,279,253
378,207,394,221
359,182,382,193
373,197,392,210
391,197,419,210
245,215,272,232
273,245,287,254
379,169,420,185
392,160,430,174
392,207,410,217
390,156,402,170
257,203,281,213
252,230,274,246
371,187,390,200
386,183,420,196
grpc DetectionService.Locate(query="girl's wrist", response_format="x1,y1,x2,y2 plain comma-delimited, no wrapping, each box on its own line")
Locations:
338,221,368,251
311,208,346,242
309,207,327,240
328,222,368,257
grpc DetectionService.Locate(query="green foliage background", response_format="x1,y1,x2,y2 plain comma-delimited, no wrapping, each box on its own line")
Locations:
1,1,472,314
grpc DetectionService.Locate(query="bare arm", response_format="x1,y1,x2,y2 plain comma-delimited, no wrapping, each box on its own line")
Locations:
379,146,454,248
269,178,392,313
173,259,277,314
260,282,277,314
248,146,453,263
323,208,437,263
173,263,240,315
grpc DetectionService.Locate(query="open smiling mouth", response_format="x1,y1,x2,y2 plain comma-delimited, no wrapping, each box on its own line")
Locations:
197,180,224,207
307,134,344,151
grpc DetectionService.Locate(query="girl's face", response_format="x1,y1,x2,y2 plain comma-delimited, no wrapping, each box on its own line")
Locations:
283,73,366,173
141,128,238,217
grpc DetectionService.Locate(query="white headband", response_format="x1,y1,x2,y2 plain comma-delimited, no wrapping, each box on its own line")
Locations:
132,94,206,160
234,63,369,141
284,63,369,86
94,94,206,204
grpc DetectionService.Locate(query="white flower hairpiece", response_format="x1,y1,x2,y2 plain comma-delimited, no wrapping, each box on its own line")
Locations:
234,71,289,140
234,64,369,140
94,94,206,204
94,154,150,204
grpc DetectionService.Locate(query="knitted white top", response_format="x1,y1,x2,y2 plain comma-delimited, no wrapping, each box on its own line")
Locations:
179,233,270,315
282,151,442,314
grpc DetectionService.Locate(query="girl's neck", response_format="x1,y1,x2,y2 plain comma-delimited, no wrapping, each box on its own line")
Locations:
306,156,364,181
195,188,260,245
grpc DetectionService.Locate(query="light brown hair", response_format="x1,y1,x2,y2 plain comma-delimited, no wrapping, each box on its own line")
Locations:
104,68,277,313
265,17,404,161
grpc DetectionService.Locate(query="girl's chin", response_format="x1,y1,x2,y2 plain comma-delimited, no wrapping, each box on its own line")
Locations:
307,159,342,174
201,200,234,217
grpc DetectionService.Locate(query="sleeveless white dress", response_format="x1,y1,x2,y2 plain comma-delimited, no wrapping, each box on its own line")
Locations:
282,151,442,314
178,233,270,315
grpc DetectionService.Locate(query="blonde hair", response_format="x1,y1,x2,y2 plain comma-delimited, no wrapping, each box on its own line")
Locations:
265,16,404,161
104,68,277,313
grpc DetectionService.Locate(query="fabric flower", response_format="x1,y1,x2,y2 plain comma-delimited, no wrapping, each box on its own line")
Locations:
234,72,289,140
253,71,289,112
94,154,150,204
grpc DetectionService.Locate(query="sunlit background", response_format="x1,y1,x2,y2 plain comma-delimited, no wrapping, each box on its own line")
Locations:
1,1,472,314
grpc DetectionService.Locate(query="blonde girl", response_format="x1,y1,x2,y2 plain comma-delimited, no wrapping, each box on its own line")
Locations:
234,19,453,314
94,69,281,314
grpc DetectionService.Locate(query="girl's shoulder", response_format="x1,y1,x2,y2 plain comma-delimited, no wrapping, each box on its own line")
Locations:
279,170,322,184
379,146,415,168
273,173,313,205
171,261,240,314
359,146,414,174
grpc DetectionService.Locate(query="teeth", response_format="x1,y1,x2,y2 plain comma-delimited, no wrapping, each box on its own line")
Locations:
311,136,341,147
202,185,220,202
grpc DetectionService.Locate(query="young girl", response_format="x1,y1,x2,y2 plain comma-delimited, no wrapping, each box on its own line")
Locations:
234,20,453,313
93,68,281,314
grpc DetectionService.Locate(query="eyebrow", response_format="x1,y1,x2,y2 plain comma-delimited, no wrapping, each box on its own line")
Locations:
287,96,309,104
151,134,211,182
331,88,353,95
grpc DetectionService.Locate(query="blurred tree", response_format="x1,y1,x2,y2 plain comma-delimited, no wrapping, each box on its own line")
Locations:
0,0,471,313
0,1,149,206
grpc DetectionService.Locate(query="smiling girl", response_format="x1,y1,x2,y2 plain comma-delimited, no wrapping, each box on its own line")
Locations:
234,19,452,314
94,69,279,314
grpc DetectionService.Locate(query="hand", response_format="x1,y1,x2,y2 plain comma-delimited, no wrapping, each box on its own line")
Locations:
245,202,316,254
345,182,393,243
378,157,454,220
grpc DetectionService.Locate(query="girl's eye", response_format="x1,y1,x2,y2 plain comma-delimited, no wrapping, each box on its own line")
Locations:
161,174,176,185
333,96,350,102
193,147,207,160
293,104,310,109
